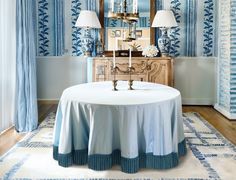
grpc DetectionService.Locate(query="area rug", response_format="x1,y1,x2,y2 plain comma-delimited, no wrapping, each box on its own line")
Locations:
0,112,235,180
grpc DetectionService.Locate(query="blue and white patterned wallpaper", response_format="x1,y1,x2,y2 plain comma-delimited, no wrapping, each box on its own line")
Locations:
36,0,217,57
169,0,181,57
36,0,99,56
157,0,217,57
203,0,215,56
36,0,65,56
37,0,50,56
216,0,236,118
230,0,236,115
218,0,230,112
70,0,82,56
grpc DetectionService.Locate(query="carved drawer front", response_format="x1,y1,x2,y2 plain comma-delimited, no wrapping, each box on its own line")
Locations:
93,60,109,82
112,60,148,75
147,60,169,85
93,57,174,86
107,59,148,81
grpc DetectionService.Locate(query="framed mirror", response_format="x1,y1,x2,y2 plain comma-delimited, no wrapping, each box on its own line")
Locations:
99,0,156,56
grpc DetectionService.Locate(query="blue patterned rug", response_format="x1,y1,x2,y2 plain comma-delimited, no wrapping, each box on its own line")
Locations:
0,112,235,180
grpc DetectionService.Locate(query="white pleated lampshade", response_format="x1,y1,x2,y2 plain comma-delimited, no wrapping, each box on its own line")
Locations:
75,10,101,28
152,10,178,28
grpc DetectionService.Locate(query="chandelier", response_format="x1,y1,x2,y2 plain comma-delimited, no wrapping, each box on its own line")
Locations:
108,0,139,22
108,0,139,42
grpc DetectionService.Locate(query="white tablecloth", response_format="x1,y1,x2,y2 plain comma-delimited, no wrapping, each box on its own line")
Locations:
53,81,186,173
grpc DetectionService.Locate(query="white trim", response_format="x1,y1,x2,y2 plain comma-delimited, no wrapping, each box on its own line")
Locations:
175,56,217,61
38,99,59,101
36,56,86,60
214,104,236,120
0,126,14,136
182,98,215,105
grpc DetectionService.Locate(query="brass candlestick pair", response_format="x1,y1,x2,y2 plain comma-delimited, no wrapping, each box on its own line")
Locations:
112,66,135,91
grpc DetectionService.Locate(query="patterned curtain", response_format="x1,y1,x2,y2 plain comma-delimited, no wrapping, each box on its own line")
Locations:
70,0,100,56
15,0,38,132
162,0,217,57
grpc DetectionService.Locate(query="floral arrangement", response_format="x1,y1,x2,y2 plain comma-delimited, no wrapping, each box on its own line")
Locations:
142,45,159,57
129,42,142,51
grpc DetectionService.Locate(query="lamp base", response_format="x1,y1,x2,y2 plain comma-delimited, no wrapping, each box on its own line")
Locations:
161,53,169,57
81,28,93,56
83,51,92,57
158,27,170,57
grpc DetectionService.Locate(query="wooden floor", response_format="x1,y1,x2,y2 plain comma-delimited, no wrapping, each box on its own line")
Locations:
183,106,236,145
0,103,57,156
0,104,235,156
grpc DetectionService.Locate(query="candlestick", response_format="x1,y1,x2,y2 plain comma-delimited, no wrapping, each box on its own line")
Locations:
133,0,138,13
129,48,132,67
112,66,118,91
112,79,118,91
111,0,114,12
127,66,135,90
136,0,138,13
113,49,116,68
123,30,127,40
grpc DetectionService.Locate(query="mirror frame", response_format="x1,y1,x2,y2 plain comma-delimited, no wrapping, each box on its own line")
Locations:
99,0,156,56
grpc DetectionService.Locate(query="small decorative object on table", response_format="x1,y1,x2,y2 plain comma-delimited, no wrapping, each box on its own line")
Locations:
129,42,141,51
142,45,159,57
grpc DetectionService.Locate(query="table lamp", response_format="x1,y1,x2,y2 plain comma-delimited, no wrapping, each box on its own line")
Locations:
152,10,178,57
76,10,101,56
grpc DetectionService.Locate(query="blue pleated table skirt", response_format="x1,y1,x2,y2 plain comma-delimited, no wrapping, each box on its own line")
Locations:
53,81,187,173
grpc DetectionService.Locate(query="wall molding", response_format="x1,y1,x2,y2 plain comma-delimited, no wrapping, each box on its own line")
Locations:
214,104,236,120
38,99,59,104
174,57,216,106
37,57,216,105
182,98,215,105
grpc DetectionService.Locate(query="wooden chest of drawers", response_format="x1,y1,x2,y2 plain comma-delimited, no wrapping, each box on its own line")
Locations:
93,57,174,86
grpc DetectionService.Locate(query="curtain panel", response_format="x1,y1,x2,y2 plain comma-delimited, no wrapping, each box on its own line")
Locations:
0,0,16,133
15,0,38,132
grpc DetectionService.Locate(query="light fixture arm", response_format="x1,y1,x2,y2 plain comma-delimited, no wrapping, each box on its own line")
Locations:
123,0,127,13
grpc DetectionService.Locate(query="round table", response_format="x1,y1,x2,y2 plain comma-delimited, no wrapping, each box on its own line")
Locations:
53,81,186,173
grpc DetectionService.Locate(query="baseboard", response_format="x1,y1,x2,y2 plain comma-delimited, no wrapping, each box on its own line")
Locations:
214,104,236,120
182,98,215,105
37,99,59,104
0,126,14,136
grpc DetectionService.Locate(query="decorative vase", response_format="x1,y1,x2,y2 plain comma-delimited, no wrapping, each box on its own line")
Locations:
81,28,93,56
158,27,170,57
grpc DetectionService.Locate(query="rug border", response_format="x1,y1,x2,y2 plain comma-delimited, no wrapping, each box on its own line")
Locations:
0,112,54,160
1,112,234,180
183,112,236,148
